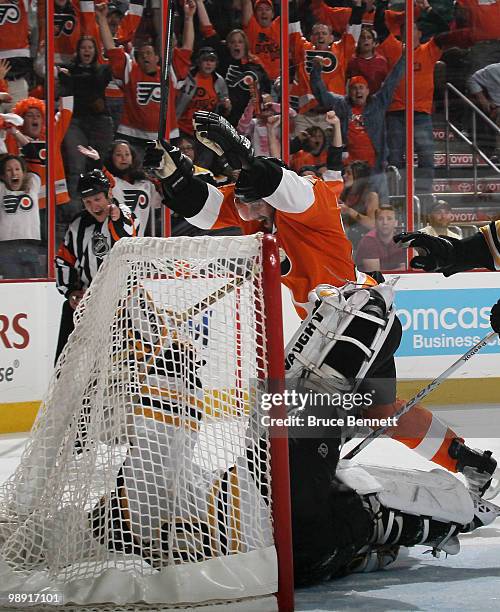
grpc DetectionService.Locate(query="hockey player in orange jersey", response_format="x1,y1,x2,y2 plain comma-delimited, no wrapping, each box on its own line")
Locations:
143,111,497,503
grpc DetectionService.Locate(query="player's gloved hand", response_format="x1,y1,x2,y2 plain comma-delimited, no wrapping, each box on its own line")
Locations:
143,140,193,198
394,232,459,276
490,300,500,334
193,111,254,170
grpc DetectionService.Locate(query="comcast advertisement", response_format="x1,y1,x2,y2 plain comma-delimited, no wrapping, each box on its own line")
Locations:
395,287,500,357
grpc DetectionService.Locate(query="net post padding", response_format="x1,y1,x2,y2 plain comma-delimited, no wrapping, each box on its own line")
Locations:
0,235,289,610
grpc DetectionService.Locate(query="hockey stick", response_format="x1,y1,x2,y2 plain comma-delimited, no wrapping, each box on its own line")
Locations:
158,0,175,144
170,263,256,323
342,329,498,461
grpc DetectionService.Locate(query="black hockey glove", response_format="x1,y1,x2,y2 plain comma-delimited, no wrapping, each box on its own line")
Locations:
143,140,193,199
491,300,500,334
193,111,254,170
394,232,460,276
234,157,285,203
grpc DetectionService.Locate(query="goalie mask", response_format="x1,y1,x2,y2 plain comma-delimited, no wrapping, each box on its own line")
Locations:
284,282,397,392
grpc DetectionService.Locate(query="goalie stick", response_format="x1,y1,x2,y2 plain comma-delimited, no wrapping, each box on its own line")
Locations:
173,263,256,323
342,330,499,461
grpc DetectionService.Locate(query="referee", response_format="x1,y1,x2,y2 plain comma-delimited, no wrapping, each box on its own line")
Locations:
54,169,136,363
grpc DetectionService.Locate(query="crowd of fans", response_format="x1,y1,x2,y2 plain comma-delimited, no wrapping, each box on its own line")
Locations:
0,0,499,282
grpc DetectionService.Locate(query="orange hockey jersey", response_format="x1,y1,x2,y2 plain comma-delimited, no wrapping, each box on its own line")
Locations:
38,0,100,66
107,46,191,141
6,96,73,207
103,0,145,103
183,168,374,319
290,24,357,113
0,0,30,60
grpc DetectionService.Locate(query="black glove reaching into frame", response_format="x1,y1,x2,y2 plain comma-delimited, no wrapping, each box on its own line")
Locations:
394,232,460,276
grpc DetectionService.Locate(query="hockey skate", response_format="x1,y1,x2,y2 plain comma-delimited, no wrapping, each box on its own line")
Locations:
483,468,500,500
448,438,497,497
463,492,500,532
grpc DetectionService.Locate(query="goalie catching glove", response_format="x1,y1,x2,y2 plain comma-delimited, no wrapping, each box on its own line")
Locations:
143,140,193,199
193,111,254,170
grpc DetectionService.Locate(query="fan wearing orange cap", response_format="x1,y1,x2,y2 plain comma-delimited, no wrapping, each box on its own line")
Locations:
310,51,404,192
241,0,280,80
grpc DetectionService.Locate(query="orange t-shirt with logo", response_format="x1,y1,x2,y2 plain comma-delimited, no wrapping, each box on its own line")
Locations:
244,15,281,80
178,73,219,135
347,105,377,166
38,0,100,66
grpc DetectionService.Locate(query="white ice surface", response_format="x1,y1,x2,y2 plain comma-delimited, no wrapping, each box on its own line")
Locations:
1,404,499,611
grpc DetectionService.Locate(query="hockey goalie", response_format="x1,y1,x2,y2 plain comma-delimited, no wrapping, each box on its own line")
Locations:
140,110,500,584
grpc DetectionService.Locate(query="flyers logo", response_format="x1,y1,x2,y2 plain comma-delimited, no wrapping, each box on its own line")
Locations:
123,189,149,210
136,82,161,105
54,13,76,36
305,50,338,74
21,141,46,164
351,112,365,128
226,65,259,91
3,194,33,214
0,4,20,26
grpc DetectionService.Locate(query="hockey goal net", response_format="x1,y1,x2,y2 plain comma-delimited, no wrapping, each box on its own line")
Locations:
0,234,293,611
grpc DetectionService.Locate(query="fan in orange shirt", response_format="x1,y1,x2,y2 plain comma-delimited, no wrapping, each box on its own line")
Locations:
289,0,364,134
376,1,474,200
290,125,328,173
241,0,281,80
6,95,73,210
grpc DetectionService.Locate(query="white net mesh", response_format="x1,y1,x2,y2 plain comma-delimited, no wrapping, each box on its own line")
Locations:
0,235,278,609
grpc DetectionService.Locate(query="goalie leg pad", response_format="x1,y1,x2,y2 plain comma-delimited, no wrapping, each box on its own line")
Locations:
284,283,397,391
337,462,474,556
337,462,474,526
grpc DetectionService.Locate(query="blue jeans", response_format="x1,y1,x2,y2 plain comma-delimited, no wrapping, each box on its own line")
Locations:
0,241,41,279
106,96,124,134
386,111,435,195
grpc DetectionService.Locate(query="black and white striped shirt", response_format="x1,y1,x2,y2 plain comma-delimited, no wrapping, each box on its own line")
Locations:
55,202,136,297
